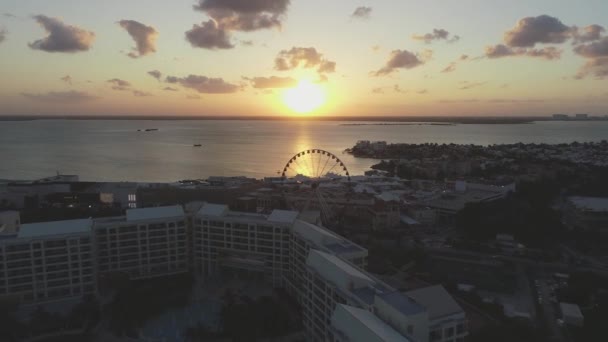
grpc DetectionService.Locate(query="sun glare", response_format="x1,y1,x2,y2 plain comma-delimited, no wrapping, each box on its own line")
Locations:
283,80,326,114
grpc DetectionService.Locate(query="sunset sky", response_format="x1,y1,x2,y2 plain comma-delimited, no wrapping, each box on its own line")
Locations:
1,0,607,117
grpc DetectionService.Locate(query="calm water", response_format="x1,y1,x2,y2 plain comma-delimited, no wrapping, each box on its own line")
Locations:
0,120,606,182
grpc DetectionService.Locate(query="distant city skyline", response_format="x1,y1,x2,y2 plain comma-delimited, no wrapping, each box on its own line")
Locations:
0,0,607,116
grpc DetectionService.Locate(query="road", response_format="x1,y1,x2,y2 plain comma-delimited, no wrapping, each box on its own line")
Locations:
533,274,567,342
424,246,608,277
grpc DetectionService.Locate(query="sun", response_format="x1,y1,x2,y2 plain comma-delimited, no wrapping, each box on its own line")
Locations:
283,80,326,114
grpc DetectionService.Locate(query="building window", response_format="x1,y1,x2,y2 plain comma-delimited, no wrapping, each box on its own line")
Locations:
128,194,137,202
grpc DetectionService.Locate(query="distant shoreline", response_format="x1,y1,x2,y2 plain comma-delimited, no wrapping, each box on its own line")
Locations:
0,115,605,124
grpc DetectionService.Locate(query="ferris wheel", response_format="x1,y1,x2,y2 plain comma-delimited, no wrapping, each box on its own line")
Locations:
281,149,351,182
280,149,352,225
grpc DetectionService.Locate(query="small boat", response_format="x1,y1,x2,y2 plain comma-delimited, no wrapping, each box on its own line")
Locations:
193,144,202,147
145,128,159,132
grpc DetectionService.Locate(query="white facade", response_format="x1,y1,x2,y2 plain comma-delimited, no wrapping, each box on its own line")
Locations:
93,206,188,280
192,204,297,287
0,219,95,304
331,304,410,342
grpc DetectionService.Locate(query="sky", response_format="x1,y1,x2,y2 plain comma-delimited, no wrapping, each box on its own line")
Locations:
0,0,607,117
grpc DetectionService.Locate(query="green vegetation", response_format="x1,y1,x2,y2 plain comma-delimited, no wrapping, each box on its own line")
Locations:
0,295,99,342
105,273,194,337
215,291,298,342
456,179,564,247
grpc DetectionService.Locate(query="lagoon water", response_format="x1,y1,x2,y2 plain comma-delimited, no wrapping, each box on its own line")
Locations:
1,119,606,182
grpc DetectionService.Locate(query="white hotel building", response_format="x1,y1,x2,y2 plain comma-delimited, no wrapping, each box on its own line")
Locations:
0,204,467,342
93,206,189,280
0,218,95,304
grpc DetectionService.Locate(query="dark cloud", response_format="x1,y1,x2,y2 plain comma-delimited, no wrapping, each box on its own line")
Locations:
394,85,405,93
441,55,469,73
573,25,605,44
373,49,427,76
60,75,72,85
165,74,239,93
573,37,608,58
247,76,297,89
417,89,428,94
0,29,6,44
185,20,233,49
412,29,459,43
573,37,608,79
193,0,290,32
22,90,99,103
575,57,608,79
118,20,158,58
371,87,384,94
441,63,457,73
133,90,153,97
485,44,561,60
274,47,336,75
148,70,162,81
504,15,571,47
187,0,289,49
107,78,131,91
317,60,336,73
29,15,95,53
240,40,254,46
163,87,179,91
4,13,17,18
459,81,487,90
351,7,372,19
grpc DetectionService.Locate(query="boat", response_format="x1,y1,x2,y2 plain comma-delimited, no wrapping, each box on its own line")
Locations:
144,128,158,132
193,144,202,147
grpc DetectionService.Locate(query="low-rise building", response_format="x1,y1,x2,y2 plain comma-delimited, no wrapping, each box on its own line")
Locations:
564,196,608,232
406,285,467,342
560,302,584,327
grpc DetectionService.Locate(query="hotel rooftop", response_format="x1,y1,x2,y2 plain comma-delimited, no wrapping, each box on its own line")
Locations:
17,218,93,239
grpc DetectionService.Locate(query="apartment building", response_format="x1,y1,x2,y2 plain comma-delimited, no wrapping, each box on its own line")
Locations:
192,203,298,287
93,205,189,280
0,218,95,304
